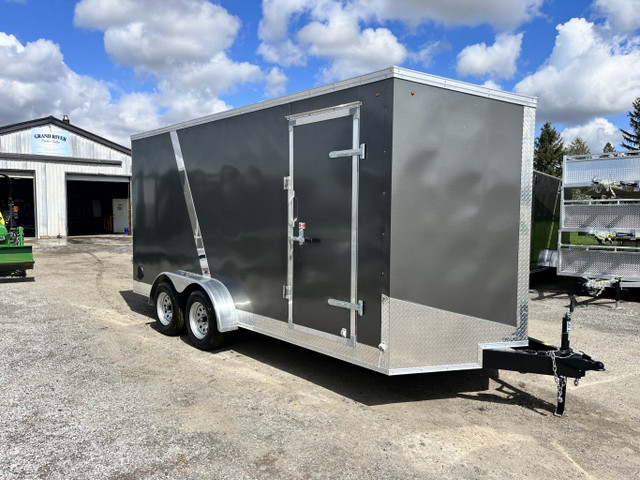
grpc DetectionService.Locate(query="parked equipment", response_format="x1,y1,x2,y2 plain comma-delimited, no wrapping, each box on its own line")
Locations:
131,67,603,414
531,170,561,272
0,174,34,277
558,151,640,295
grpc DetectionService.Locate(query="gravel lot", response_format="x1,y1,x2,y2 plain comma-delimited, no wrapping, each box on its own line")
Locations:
1,236,639,479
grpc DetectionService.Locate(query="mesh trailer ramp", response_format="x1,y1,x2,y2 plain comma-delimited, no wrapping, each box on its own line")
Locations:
559,150,640,298
131,67,603,415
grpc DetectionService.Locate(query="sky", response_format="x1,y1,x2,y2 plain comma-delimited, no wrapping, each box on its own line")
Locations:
0,0,639,149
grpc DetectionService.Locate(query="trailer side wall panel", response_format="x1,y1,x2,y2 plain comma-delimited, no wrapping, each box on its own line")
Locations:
132,133,201,282
391,79,524,326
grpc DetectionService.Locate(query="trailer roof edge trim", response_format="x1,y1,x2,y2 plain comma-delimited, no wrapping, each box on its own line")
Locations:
131,66,538,141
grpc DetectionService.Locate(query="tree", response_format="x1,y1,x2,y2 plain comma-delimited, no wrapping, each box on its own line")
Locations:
534,122,564,176
566,137,591,156
603,142,616,153
621,97,640,150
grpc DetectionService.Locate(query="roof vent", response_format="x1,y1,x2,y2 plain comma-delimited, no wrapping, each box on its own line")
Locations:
62,115,70,124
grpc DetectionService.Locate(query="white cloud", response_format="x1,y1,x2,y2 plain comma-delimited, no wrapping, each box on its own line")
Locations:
594,0,640,33
298,7,408,81
258,0,310,66
0,28,262,147
514,18,640,124
410,40,451,68
265,67,288,97
65,0,271,143
0,33,159,145
483,80,503,90
75,0,241,74
562,118,622,152
356,0,543,30
259,0,407,81
456,33,523,79
257,0,539,82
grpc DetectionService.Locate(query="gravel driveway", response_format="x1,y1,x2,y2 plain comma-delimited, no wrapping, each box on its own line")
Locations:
1,236,638,479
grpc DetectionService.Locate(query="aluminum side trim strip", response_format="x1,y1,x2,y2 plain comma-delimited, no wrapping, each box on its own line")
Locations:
169,130,210,276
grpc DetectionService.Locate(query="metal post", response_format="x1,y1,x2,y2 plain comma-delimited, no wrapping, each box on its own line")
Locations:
555,378,567,416
555,297,573,416
615,278,622,309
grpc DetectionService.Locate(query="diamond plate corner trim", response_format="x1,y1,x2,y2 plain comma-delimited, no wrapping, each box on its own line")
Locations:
236,310,391,373
387,297,520,370
379,295,391,369
513,105,536,342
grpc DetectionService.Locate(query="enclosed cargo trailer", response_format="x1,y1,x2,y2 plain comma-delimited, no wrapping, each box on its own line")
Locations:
131,67,602,413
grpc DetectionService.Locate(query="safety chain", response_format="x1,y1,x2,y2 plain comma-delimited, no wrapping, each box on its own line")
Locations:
547,351,566,403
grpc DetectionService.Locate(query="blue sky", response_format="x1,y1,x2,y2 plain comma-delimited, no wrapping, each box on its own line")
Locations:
0,0,639,148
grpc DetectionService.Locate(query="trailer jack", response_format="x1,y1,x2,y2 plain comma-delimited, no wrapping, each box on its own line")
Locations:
483,298,604,416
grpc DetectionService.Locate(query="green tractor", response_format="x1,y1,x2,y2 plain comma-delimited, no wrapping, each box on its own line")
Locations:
0,174,34,277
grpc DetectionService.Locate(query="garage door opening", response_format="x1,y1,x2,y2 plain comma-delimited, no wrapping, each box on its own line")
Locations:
67,180,130,236
0,174,36,237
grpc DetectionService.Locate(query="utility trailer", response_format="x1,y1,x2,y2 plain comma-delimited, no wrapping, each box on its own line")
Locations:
559,151,640,296
131,67,603,414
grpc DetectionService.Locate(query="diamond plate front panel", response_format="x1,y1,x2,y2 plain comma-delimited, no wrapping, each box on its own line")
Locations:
559,249,640,280
387,298,523,371
565,155,640,186
563,202,640,230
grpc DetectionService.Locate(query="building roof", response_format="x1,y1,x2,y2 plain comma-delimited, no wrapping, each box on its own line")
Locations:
0,116,131,156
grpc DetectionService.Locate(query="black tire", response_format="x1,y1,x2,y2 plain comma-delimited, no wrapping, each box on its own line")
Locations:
185,290,223,350
154,282,184,335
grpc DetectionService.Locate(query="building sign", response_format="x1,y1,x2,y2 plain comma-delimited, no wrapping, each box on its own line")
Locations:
31,125,70,157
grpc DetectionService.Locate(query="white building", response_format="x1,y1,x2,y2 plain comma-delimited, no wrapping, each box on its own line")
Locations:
0,116,131,238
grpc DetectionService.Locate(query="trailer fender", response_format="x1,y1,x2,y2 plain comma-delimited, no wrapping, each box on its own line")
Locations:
151,271,239,333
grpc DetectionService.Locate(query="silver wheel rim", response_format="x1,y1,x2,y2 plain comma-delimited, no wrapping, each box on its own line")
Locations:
156,291,173,326
189,301,209,340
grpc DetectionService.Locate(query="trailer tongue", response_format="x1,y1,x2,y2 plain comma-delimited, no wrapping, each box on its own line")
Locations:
484,298,604,416
0,174,34,277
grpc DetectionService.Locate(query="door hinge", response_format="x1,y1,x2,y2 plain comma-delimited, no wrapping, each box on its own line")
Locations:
282,285,292,299
329,143,366,160
283,176,292,190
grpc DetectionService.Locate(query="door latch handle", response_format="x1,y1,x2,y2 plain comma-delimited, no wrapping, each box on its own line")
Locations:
290,221,306,245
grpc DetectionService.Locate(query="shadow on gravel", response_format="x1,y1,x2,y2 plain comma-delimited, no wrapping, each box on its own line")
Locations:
121,289,549,411
187,327,530,409
0,276,35,284
458,378,555,416
120,290,152,316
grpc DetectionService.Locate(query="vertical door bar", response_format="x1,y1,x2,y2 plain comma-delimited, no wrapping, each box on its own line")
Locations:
287,123,295,326
350,108,360,345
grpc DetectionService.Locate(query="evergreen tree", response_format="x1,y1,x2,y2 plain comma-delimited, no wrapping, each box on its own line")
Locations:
621,97,640,150
534,122,564,176
566,137,591,156
603,142,616,153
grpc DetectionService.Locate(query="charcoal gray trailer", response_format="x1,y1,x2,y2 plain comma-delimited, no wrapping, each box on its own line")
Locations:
131,67,602,414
